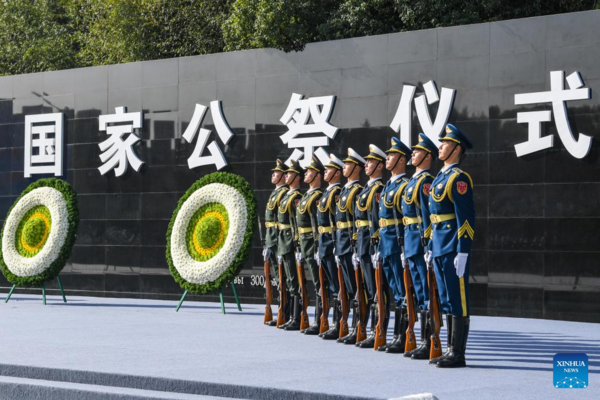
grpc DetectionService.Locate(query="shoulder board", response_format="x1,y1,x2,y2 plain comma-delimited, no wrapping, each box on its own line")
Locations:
451,168,474,188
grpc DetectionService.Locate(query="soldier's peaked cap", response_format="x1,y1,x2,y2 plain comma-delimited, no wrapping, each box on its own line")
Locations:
343,148,366,167
440,124,473,150
325,153,344,170
306,155,324,173
272,158,287,172
413,133,439,158
286,158,304,175
364,144,387,162
386,136,412,156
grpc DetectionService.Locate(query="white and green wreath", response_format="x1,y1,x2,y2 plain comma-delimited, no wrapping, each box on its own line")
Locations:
0,179,78,287
166,172,256,294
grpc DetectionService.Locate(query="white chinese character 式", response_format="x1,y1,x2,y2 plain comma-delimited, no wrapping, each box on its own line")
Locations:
279,93,339,168
24,113,64,178
182,100,233,171
514,71,592,159
390,80,455,148
98,106,144,177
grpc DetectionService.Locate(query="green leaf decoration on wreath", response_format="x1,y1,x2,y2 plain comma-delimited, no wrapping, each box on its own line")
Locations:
166,172,256,295
0,178,79,287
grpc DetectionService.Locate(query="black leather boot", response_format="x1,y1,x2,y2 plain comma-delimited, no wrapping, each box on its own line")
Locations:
410,311,432,359
430,314,452,364
378,305,398,351
385,306,408,353
356,303,377,348
284,295,301,331
437,316,469,368
321,299,340,340
304,300,322,335
277,293,292,329
340,300,359,344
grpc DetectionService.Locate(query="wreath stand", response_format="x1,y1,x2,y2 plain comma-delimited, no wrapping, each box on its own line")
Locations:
4,275,67,305
175,283,242,314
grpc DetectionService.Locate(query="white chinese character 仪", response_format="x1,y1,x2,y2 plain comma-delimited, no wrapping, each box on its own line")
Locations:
24,113,64,178
182,100,233,170
279,93,339,168
98,106,144,177
390,80,455,147
514,71,592,159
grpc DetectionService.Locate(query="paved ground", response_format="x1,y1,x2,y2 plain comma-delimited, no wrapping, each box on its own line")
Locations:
0,294,598,399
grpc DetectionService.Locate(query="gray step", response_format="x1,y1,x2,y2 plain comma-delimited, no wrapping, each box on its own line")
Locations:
0,376,242,400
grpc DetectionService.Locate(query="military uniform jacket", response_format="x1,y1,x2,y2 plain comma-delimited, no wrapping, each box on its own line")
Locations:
401,170,434,258
317,184,341,258
265,185,289,248
428,164,475,257
296,188,323,259
378,174,409,257
355,179,384,256
334,181,362,256
276,188,302,257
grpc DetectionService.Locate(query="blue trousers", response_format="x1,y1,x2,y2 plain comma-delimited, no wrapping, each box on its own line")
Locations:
382,253,405,306
339,253,356,298
360,255,376,302
407,254,429,311
321,254,339,298
433,252,470,317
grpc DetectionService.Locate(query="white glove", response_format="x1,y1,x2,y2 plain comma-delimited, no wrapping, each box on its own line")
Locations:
424,250,432,264
335,256,341,265
313,253,320,262
401,253,408,268
371,252,380,266
454,253,468,278
295,252,303,262
352,253,360,269
262,247,270,262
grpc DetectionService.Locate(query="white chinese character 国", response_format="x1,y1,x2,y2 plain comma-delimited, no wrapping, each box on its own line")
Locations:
182,100,234,171
279,93,339,168
24,113,64,178
98,106,144,177
514,70,592,159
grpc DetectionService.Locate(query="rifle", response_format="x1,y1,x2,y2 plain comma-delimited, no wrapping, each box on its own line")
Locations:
291,214,310,331
309,208,329,334
373,258,386,350
276,255,287,328
347,207,367,344
257,216,273,325
329,212,349,338
428,259,443,359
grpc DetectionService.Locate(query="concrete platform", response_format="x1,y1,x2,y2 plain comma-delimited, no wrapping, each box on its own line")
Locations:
0,294,598,399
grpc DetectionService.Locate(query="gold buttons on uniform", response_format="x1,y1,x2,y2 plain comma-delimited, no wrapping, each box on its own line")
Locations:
437,184,443,189
447,225,451,228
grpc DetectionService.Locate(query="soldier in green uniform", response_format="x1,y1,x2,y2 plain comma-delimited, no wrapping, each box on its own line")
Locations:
263,159,290,326
296,156,325,334
277,159,304,330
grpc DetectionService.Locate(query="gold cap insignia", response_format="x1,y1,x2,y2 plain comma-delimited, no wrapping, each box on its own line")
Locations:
445,126,452,134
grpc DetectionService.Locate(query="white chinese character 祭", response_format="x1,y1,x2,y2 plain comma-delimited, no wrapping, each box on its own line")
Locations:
390,80,455,148
182,100,234,171
514,71,592,159
24,113,64,178
279,93,339,168
98,106,144,177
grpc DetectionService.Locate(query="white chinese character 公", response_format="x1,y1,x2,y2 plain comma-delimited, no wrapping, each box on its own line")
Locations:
514,71,592,159
98,107,144,177
24,113,64,178
279,93,339,168
390,80,455,147
182,100,233,170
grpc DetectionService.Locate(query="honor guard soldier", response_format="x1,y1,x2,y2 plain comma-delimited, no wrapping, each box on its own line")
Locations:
353,145,386,348
334,149,365,343
296,156,324,335
317,154,344,340
376,137,412,353
402,133,437,359
264,159,290,326
428,124,475,368
276,159,304,331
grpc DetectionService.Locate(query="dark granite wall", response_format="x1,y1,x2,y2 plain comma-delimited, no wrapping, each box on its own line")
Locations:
0,11,599,322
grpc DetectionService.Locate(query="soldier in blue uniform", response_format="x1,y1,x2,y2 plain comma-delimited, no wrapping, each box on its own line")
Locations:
427,124,475,368
317,154,344,340
276,159,304,330
401,133,437,359
296,156,324,334
353,145,386,348
334,148,365,343
263,159,290,326
376,137,412,353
